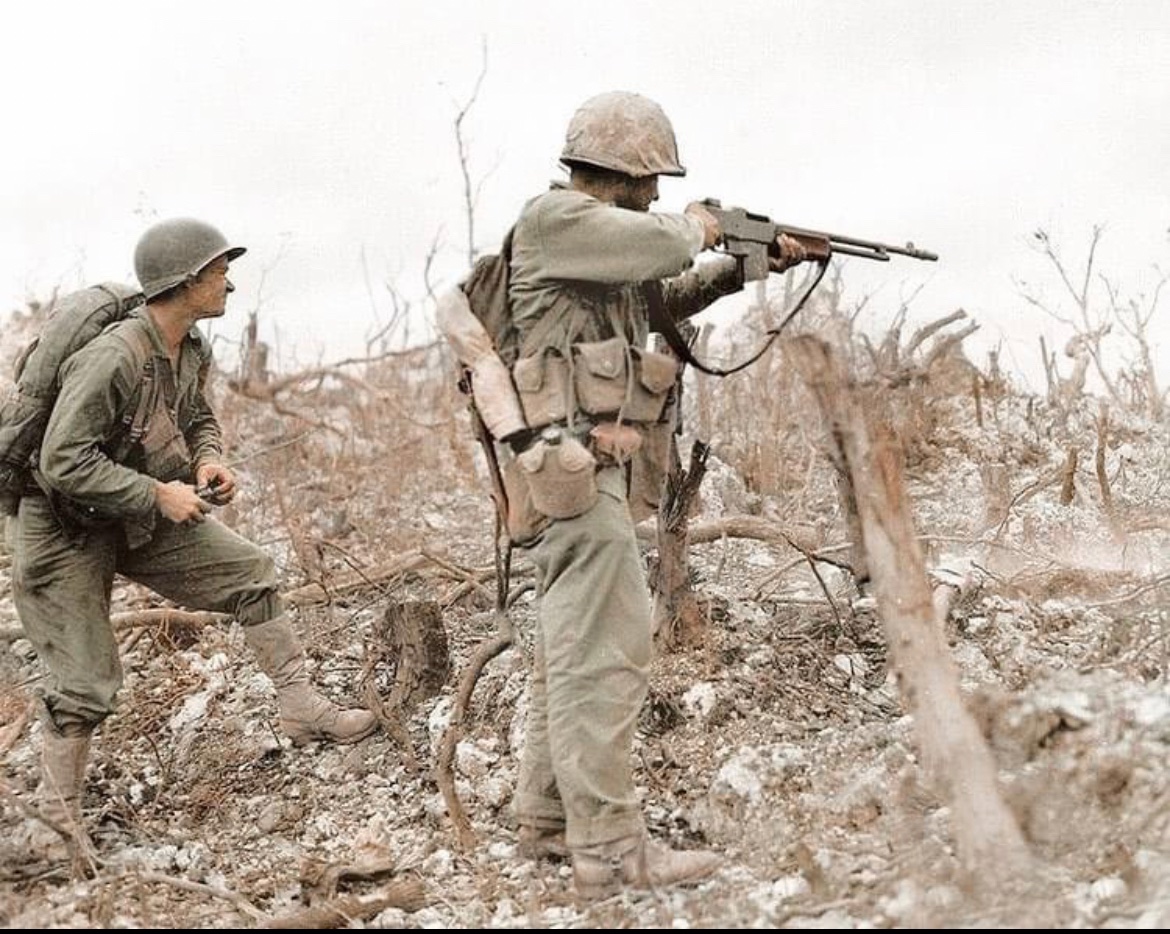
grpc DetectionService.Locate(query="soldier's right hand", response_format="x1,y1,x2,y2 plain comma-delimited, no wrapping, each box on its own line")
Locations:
155,480,213,524
684,201,722,250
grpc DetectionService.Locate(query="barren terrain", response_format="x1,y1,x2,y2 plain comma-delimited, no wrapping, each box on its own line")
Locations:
1,295,1168,928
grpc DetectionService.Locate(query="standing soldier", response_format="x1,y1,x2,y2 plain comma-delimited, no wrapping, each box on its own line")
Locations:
11,218,377,861
504,92,810,899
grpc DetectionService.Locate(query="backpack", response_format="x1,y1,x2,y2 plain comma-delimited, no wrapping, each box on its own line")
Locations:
459,228,518,365
0,283,145,515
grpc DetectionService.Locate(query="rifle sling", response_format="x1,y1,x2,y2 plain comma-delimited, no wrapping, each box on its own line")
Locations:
644,258,828,377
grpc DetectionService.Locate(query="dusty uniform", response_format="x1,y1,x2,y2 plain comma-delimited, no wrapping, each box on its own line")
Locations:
11,312,280,731
509,187,742,848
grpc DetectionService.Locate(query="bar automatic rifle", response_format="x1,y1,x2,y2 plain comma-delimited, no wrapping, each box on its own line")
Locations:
700,197,938,283
651,200,939,376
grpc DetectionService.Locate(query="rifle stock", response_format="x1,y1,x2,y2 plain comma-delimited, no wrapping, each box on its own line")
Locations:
701,198,938,281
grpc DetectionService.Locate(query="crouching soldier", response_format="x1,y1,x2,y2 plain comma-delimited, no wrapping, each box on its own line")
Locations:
9,218,377,863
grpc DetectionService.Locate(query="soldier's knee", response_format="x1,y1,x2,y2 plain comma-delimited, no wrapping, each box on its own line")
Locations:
41,691,113,733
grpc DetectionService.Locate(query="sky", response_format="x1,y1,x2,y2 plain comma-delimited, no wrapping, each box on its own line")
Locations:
2,0,1168,389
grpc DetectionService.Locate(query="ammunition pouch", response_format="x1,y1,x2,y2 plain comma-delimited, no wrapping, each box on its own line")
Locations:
512,340,679,431
571,338,678,422
513,350,571,430
501,333,682,536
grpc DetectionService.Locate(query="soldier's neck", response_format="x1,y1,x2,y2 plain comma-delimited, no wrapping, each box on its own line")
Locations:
146,304,195,360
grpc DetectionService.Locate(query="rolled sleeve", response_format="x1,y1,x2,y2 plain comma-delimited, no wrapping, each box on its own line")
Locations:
660,255,745,321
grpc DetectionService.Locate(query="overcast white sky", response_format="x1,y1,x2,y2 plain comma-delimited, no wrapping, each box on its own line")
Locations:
3,0,1168,388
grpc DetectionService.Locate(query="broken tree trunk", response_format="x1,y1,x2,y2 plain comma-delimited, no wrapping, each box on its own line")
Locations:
788,334,1035,892
652,438,711,650
366,600,451,767
379,600,450,712
1059,447,1078,506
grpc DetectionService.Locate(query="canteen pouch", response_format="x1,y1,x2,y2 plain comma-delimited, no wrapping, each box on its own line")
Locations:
516,430,598,520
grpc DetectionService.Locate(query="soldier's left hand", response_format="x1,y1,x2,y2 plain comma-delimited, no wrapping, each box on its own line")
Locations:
769,233,808,273
195,463,237,505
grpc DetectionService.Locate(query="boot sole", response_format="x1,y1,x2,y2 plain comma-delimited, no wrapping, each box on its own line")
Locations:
282,718,379,746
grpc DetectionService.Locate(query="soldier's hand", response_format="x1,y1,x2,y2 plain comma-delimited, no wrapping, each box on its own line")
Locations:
769,233,809,273
195,462,236,505
684,201,722,250
155,480,212,524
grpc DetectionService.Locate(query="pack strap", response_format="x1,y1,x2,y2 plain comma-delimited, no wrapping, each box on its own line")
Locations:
93,284,145,316
115,323,159,446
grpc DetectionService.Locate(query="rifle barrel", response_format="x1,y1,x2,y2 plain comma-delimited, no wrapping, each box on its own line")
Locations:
779,224,939,263
831,243,890,262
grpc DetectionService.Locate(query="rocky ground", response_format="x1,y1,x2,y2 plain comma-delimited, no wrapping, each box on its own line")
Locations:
1,322,1169,928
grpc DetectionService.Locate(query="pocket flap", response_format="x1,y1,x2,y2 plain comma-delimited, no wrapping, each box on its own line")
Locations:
574,337,626,380
637,349,679,394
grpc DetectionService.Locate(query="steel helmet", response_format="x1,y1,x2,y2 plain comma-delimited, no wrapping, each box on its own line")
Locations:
560,91,686,178
134,218,246,300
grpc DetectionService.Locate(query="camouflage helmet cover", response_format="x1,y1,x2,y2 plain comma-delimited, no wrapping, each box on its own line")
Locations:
134,218,246,300
560,91,686,178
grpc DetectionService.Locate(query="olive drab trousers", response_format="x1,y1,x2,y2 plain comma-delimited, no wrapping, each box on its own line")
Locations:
10,495,282,730
515,468,652,848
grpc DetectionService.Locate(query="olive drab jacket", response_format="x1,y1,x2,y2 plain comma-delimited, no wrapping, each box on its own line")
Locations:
506,186,745,524
509,187,744,355
37,310,222,547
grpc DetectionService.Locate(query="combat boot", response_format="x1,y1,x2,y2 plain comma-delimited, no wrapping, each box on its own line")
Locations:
572,834,722,901
244,616,378,745
28,722,98,869
517,823,569,861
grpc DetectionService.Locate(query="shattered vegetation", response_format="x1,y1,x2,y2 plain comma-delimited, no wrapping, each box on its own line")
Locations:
1,294,1168,928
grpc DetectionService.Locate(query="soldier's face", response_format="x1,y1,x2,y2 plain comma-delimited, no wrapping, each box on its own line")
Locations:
615,176,659,212
189,256,234,318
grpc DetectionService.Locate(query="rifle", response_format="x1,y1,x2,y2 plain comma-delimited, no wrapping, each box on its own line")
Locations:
701,198,939,282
